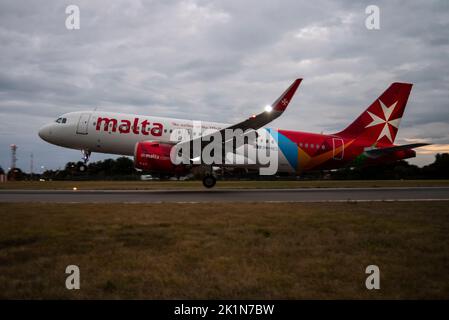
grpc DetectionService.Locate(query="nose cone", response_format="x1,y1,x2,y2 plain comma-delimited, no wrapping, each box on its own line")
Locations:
38,124,52,142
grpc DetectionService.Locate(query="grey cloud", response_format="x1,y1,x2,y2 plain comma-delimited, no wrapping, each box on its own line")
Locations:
0,0,448,171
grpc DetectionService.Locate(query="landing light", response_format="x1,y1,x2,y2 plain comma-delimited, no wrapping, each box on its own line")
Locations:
265,105,273,112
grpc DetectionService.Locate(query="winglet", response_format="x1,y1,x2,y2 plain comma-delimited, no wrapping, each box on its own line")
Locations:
272,78,302,111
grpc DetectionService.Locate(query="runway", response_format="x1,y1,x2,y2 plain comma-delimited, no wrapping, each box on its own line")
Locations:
1,187,449,203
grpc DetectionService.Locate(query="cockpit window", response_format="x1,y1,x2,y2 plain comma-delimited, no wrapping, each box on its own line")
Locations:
56,117,67,124
62,118,67,124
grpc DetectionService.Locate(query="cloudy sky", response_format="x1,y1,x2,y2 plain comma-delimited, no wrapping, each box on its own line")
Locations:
1,0,448,172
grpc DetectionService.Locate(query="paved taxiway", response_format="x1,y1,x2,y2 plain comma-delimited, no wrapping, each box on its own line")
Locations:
1,187,449,203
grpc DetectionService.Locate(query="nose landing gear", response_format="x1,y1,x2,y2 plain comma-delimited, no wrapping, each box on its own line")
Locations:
79,150,91,172
82,150,91,164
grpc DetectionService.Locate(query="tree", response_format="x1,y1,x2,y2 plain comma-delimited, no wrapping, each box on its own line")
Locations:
422,153,449,178
112,157,135,175
7,168,24,181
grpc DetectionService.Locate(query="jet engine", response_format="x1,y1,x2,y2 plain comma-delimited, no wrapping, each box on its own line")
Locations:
134,141,188,174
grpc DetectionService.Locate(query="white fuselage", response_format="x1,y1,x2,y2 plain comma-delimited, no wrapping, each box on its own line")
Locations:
38,111,296,173
40,111,227,155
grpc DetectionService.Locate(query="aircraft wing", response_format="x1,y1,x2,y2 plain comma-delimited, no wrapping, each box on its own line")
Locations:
223,78,302,132
363,143,430,159
176,79,302,161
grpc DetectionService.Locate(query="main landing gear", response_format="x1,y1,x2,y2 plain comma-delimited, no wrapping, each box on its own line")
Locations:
201,166,217,188
202,175,216,188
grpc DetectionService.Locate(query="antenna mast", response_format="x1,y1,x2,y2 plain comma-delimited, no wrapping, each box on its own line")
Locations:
10,144,17,170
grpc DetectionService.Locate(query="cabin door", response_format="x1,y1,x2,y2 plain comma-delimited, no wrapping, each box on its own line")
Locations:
76,113,91,135
332,138,344,160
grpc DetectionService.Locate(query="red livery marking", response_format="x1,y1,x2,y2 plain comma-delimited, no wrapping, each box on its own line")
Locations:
96,117,163,137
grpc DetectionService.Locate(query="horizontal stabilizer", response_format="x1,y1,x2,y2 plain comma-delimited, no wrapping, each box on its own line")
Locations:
364,143,430,159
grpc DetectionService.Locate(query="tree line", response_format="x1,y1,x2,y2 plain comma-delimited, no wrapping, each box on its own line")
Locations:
2,153,449,181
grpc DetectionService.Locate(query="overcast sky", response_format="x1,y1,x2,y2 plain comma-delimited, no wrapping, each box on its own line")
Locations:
1,0,448,172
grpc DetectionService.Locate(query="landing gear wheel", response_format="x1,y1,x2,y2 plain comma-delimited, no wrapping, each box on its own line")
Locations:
202,175,216,188
79,164,87,172
81,149,91,164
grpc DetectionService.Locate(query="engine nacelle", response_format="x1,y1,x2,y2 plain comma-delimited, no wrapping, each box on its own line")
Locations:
134,141,188,174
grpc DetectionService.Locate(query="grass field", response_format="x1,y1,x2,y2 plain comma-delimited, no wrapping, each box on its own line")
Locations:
2,179,449,190
0,201,448,299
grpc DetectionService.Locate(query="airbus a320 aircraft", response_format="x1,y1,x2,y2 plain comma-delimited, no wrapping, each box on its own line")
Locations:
39,79,428,188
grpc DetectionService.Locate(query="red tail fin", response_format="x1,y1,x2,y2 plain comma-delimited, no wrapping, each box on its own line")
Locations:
336,82,413,146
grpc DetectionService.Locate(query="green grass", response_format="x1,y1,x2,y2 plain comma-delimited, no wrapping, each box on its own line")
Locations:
0,201,449,299
1,179,449,190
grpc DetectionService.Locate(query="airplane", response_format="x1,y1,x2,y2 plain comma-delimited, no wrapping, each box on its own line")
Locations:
38,79,429,188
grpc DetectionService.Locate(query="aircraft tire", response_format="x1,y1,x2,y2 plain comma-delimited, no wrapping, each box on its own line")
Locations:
202,175,216,188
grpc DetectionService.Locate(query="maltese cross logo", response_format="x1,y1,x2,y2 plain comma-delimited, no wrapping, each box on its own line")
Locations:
365,100,401,142
281,98,289,106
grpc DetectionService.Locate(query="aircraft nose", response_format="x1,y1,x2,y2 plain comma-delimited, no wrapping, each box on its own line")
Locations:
38,124,52,142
